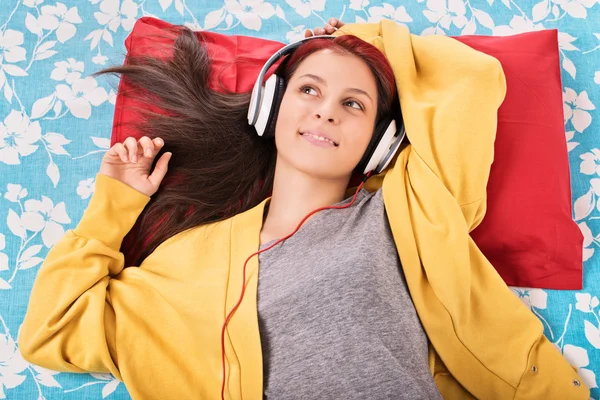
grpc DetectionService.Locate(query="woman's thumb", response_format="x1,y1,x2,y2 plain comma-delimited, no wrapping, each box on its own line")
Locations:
148,152,172,188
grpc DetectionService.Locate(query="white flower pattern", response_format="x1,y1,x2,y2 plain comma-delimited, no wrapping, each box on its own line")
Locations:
50,58,84,84
55,76,108,119
286,24,306,42
423,0,468,29
225,0,276,30
563,88,596,133
21,196,71,248
4,184,28,203
368,3,412,23
0,334,28,399
285,0,324,18
0,30,27,64
76,177,96,199
92,53,108,65
0,234,8,273
580,149,600,176
552,0,597,19
349,0,368,10
579,222,596,262
493,15,545,35
0,30,27,94
512,287,548,310
22,0,44,6
38,2,82,43
0,111,41,165
94,0,138,32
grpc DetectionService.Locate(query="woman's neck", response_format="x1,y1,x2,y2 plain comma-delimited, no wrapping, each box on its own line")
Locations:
260,160,350,244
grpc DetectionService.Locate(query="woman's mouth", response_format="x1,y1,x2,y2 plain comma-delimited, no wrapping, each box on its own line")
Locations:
300,132,338,148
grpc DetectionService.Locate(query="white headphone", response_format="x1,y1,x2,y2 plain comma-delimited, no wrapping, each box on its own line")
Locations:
247,35,406,175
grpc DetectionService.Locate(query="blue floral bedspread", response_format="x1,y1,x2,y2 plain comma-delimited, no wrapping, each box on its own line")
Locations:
0,0,599,398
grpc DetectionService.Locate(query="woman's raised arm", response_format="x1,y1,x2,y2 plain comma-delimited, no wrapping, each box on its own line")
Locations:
18,137,169,378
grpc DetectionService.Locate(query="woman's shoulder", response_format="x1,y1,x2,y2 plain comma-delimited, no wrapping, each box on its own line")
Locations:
333,187,384,217
354,186,384,205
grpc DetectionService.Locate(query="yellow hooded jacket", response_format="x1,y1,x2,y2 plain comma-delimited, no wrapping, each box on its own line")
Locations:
19,20,589,399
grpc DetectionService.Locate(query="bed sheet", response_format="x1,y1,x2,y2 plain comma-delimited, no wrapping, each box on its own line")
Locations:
0,0,599,398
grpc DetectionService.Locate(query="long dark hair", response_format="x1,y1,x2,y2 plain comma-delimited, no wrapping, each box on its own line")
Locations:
96,26,397,266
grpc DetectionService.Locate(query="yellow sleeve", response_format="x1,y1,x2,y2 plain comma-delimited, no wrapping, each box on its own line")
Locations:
18,174,150,379
337,19,507,230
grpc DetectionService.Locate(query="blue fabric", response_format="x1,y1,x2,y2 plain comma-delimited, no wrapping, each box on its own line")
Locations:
0,0,599,398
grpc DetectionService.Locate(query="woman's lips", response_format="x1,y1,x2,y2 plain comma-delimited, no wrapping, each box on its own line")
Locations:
300,132,337,148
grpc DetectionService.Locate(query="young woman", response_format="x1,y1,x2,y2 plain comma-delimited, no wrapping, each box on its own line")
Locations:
18,17,589,400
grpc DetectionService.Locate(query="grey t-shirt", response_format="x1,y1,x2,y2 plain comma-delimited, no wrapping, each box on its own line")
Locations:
257,188,443,400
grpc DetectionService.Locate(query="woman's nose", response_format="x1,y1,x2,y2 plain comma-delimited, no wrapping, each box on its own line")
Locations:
314,109,338,124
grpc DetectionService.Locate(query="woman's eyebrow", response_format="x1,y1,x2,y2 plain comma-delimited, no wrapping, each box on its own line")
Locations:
299,73,373,103
300,73,327,85
346,88,372,104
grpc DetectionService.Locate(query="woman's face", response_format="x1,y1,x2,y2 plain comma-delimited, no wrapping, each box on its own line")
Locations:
274,49,379,180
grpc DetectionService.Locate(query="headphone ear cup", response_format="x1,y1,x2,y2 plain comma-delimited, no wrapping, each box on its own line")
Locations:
262,75,287,139
253,74,277,137
355,116,394,174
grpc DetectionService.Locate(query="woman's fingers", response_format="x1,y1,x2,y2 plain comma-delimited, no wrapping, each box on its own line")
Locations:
152,137,164,150
106,136,166,165
123,136,139,163
107,142,128,163
138,136,155,158
308,19,345,38
148,151,172,188
328,18,344,29
114,143,129,163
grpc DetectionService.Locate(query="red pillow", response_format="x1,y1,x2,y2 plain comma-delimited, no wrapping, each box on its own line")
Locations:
111,17,582,290
455,32,583,290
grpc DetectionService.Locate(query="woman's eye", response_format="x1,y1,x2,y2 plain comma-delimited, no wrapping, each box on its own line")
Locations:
301,86,317,96
344,100,363,110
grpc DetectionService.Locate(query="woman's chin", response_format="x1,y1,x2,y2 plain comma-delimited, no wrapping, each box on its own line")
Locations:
276,142,352,179
293,159,351,180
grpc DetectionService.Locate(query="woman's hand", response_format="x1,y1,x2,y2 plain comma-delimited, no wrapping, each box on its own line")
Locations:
304,18,345,38
99,136,172,197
